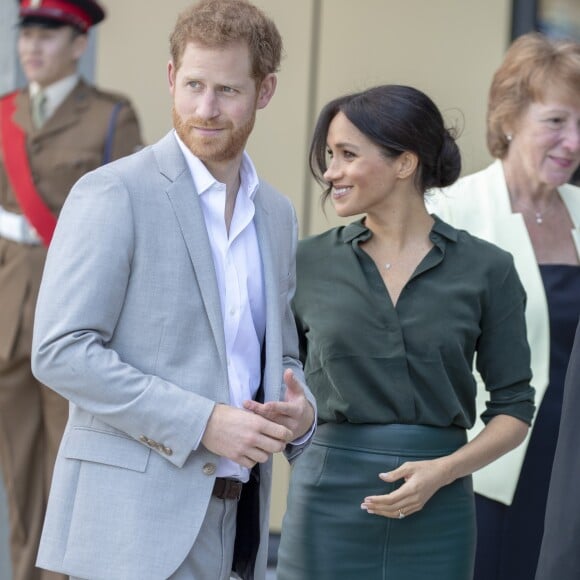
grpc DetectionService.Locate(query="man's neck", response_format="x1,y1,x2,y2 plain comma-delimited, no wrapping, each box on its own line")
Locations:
224,175,241,235
30,72,79,94
29,74,79,120
203,156,244,234
204,154,244,195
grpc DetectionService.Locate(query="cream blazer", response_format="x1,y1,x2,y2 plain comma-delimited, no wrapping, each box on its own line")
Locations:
429,159,580,505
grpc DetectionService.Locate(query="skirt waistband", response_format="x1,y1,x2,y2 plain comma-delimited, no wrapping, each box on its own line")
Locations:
314,422,467,458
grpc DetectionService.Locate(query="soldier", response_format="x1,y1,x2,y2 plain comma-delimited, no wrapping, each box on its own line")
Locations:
0,1,143,578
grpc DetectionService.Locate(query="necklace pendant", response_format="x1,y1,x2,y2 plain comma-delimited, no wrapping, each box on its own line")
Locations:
385,263,392,270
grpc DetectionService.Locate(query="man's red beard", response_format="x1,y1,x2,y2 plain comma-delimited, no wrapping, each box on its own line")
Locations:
172,107,256,163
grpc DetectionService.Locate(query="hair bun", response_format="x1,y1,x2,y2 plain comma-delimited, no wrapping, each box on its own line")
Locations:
435,130,461,188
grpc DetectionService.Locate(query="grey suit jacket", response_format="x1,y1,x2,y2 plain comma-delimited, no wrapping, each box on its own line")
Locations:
32,131,314,579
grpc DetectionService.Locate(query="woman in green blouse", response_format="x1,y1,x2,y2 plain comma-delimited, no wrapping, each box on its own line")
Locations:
275,85,535,580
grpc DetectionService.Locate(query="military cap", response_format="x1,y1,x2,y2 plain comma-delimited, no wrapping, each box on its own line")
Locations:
19,0,106,33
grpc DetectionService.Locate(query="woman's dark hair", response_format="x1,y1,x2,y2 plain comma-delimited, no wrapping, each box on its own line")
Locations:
309,85,461,202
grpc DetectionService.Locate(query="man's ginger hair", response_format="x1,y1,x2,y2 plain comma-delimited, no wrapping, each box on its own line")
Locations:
169,0,283,81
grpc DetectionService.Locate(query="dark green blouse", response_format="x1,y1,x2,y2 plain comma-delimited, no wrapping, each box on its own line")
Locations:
293,216,535,428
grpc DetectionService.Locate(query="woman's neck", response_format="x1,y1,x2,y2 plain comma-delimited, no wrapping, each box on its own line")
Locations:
502,158,557,205
364,194,433,251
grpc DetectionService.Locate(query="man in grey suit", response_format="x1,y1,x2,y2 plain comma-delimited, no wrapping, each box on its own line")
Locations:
31,1,315,578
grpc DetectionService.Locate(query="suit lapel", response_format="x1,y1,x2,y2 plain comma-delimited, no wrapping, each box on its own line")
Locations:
253,188,281,402
155,133,228,374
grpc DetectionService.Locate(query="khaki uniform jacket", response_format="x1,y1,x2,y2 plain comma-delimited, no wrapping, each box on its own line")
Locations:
0,78,143,361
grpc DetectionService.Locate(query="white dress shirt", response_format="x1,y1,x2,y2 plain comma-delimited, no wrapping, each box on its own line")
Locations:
175,132,265,482
30,73,79,122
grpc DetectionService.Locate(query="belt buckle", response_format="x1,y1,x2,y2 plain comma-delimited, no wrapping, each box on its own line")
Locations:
214,477,243,500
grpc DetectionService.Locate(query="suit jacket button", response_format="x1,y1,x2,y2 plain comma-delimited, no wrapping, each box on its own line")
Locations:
203,463,216,475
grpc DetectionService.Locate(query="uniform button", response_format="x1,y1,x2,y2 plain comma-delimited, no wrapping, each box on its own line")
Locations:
203,462,216,475
162,446,173,456
139,435,148,444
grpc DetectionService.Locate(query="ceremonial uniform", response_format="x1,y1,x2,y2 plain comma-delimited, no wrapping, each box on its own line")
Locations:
0,2,143,579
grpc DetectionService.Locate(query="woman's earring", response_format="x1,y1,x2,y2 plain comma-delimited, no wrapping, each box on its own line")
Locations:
506,134,513,142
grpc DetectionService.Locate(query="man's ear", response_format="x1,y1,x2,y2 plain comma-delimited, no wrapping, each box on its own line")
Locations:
256,73,277,110
72,32,88,61
167,60,176,95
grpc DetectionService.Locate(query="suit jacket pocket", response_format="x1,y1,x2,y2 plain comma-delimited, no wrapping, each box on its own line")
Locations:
64,427,150,472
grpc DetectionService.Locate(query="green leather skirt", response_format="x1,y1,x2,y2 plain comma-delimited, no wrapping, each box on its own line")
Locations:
277,423,475,580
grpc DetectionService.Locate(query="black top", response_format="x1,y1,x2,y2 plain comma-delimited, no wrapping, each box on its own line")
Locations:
526,265,580,463
293,216,535,428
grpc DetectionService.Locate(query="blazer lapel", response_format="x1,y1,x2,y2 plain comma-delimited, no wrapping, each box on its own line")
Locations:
483,160,539,268
253,187,281,402
154,133,228,374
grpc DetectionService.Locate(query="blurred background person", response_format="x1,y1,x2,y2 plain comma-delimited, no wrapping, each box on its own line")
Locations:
277,84,534,580
0,1,142,579
431,32,580,580
535,320,580,580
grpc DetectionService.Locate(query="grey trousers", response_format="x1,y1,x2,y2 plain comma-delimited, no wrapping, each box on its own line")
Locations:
71,495,239,580
169,495,238,580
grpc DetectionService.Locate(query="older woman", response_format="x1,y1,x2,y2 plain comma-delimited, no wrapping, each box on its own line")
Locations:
432,32,580,580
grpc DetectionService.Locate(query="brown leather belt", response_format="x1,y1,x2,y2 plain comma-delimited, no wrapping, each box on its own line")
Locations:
212,477,244,500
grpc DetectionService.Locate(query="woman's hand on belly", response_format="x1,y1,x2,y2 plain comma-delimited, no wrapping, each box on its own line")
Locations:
360,457,452,519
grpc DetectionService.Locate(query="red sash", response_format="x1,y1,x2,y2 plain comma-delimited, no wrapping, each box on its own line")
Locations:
0,91,57,246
